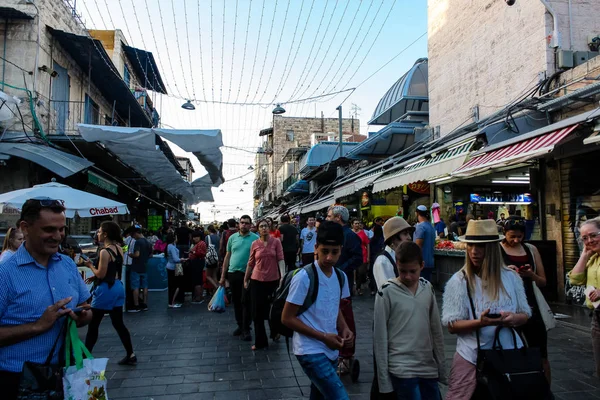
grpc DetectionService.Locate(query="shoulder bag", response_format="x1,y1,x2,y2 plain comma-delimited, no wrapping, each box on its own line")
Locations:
206,235,219,266
464,273,551,400
17,319,68,399
524,243,556,331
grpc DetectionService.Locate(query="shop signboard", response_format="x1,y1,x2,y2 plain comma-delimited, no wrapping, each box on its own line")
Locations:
470,193,532,204
360,192,371,210
407,181,430,195
87,171,118,195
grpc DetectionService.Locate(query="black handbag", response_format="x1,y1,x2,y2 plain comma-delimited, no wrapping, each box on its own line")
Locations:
17,320,67,400
464,274,551,400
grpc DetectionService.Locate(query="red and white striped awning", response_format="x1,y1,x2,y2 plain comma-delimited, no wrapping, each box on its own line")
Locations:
453,124,578,176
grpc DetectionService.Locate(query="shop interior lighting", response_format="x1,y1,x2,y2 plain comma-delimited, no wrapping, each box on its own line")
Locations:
403,158,426,168
476,201,532,205
429,176,452,183
507,176,530,180
491,180,530,184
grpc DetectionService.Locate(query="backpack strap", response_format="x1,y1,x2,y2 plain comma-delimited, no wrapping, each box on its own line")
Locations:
334,267,346,294
377,282,391,297
378,250,398,278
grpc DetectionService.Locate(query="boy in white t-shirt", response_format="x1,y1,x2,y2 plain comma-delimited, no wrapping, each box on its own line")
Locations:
282,221,353,400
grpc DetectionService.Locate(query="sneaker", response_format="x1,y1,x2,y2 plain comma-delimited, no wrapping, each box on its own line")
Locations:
172,303,183,308
240,331,252,342
118,355,137,366
232,327,243,336
140,303,149,311
127,306,141,313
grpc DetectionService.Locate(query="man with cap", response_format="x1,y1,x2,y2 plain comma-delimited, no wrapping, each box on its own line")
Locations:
414,205,436,282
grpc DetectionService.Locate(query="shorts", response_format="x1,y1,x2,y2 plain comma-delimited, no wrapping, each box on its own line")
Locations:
92,281,125,310
130,271,148,290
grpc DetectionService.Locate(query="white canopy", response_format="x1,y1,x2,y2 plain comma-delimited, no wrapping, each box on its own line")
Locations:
0,182,129,218
77,125,224,203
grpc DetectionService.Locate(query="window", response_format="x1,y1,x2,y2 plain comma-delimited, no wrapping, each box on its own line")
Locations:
124,66,131,87
286,130,294,141
84,94,100,125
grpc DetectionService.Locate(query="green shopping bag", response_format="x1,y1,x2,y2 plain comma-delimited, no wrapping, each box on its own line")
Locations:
63,319,109,400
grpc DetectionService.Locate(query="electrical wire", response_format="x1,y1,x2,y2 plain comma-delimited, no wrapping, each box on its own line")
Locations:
226,0,240,103
80,0,97,29
234,0,254,104
287,0,339,101
102,0,116,29
334,0,398,92
182,0,197,102
219,0,227,103
297,0,365,100
247,0,279,104
170,0,193,99
320,0,383,95
89,0,107,30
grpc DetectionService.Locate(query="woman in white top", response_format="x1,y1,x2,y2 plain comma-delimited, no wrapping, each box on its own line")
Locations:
165,234,188,308
0,227,24,263
372,217,415,289
441,220,531,399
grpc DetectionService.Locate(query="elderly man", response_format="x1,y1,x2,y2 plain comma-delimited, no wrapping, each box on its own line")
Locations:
0,198,92,399
326,205,363,295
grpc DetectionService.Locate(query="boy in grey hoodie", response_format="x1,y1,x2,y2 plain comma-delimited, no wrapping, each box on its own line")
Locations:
374,241,446,399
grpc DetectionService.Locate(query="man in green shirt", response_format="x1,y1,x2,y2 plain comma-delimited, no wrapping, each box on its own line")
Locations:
219,215,258,341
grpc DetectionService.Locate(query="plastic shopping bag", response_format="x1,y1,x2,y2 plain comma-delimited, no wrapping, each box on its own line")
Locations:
63,319,109,400
208,286,226,313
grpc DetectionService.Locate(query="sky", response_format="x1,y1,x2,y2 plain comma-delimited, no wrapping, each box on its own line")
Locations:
77,0,428,221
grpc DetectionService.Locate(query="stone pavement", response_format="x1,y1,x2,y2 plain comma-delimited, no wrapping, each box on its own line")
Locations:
83,290,600,399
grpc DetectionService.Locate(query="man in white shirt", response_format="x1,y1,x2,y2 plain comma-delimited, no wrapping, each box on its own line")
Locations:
282,221,353,400
298,217,317,266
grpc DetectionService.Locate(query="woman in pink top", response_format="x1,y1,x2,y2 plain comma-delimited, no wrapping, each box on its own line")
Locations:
244,219,285,350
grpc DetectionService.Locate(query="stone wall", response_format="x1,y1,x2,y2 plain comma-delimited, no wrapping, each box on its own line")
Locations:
268,115,360,195
428,0,600,137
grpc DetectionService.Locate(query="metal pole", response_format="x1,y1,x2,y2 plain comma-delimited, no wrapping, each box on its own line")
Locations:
336,105,342,158
2,19,8,91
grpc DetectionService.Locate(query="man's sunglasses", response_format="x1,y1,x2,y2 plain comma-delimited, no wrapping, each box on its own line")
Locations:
28,197,65,207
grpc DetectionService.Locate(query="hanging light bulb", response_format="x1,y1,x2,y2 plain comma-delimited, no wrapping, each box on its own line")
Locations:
247,165,254,170
243,181,248,185
220,189,224,192
240,188,244,192
272,103,286,115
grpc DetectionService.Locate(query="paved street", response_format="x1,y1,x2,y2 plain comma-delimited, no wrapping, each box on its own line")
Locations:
85,290,600,400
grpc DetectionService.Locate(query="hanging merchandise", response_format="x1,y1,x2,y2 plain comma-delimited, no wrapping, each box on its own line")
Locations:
432,202,441,223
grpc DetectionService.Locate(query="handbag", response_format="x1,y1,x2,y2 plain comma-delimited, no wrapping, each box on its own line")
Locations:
206,236,219,266
523,243,556,331
17,321,68,399
174,262,184,276
464,273,551,400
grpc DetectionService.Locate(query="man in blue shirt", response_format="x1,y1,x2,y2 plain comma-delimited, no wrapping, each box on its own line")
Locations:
327,205,363,295
414,205,437,282
0,198,92,399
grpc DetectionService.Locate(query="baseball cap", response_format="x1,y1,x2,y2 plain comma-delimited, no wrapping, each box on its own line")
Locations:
417,205,428,212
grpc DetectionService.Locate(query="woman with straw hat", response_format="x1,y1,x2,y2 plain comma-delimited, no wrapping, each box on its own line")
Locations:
441,219,531,399
372,217,415,290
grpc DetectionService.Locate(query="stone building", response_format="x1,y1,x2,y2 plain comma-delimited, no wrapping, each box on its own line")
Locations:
254,114,360,211
428,0,600,136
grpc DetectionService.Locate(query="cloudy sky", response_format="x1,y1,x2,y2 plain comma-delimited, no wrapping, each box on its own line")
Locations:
77,0,427,220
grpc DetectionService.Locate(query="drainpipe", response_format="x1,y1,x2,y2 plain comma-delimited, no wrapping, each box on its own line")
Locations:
2,18,7,91
540,0,561,48
568,0,573,50
25,0,41,97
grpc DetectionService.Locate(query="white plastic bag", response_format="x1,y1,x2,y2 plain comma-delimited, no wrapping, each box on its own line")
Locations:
63,358,109,400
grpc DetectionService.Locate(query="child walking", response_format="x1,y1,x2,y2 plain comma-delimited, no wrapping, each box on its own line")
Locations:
374,241,446,399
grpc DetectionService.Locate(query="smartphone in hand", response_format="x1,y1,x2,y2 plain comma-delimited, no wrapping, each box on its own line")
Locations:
487,313,502,319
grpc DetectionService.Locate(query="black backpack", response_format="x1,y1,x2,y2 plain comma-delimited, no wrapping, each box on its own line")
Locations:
269,263,345,338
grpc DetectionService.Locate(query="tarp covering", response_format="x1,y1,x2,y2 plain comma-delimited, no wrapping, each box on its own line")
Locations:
78,125,224,203
0,182,128,218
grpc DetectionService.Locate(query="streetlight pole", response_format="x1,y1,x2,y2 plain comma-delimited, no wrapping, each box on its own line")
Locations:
336,105,343,158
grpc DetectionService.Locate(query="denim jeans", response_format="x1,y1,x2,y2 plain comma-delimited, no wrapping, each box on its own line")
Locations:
296,353,349,400
389,376,441,400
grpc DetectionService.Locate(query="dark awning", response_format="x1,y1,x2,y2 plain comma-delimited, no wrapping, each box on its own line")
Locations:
369,58,429,125
48,28,152,128
0,142,93,178
346,120,425,160
122,45,167,94
0,7,33,19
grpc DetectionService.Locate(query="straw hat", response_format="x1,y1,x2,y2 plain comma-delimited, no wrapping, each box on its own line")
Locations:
458,220,505,243
383,217,415,242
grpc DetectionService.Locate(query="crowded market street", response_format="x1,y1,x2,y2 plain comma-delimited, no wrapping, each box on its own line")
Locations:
88,292,599,400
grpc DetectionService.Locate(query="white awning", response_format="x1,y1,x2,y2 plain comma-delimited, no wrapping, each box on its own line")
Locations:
301,195,335,214
372,140,473,193
584,130,600,145
78,125,223,203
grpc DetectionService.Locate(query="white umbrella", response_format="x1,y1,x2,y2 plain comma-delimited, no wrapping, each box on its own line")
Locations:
0,182,129,218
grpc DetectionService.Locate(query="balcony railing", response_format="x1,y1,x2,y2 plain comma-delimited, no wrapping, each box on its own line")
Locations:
282,174,299,193
46,100,127,135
